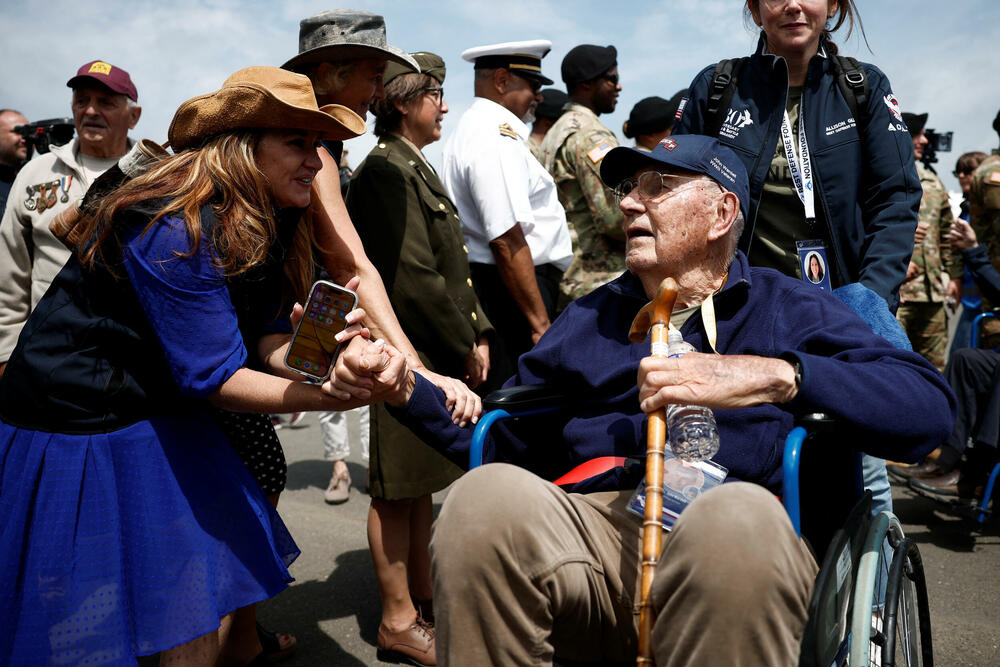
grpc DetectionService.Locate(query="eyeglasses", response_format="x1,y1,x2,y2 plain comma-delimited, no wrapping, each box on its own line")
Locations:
613,172,713,204
423,87,444,104
953,168,973,177
600,72,620,85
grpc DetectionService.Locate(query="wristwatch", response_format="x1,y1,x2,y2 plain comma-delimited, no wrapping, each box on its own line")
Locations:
792,359,803,390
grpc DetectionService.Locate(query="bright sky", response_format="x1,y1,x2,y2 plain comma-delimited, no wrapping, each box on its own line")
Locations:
2,0,998,194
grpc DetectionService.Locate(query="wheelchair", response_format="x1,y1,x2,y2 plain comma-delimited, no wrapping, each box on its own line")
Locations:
469,387,934,666
963,311,1000,525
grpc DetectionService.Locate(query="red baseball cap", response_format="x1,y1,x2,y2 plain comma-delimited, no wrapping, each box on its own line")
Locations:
67,60,138,102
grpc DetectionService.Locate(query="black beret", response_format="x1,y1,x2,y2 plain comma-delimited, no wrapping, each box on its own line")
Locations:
901,112,927,136
623,97,670,139
622,91,686,139
535,88,569,120
561,44,617,86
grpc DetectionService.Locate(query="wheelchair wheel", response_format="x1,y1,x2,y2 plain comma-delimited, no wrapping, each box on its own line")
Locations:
849,512,934,667
879,537,933,666
849,511,897,666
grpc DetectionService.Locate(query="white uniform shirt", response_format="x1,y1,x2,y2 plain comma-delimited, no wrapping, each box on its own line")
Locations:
442,97,572,270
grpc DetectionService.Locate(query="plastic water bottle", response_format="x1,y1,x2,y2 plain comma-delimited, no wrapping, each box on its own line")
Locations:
665,329,720,462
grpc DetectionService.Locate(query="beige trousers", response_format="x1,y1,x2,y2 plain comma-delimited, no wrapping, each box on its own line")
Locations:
431,463,818,666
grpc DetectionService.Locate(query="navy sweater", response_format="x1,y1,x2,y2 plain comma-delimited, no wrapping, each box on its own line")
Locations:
393,252,955,494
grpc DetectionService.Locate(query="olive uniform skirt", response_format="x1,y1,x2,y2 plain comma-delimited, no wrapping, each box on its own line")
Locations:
367,403,463,500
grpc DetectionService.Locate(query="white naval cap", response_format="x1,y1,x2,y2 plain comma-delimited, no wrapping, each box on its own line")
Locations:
460,39,554,85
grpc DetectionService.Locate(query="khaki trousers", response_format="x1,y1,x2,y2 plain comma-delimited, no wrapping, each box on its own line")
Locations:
431,464,818,666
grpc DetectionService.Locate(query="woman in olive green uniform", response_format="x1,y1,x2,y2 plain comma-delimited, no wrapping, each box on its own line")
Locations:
346,52,492,666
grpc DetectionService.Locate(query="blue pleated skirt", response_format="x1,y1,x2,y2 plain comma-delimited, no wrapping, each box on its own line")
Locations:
0,415,300,664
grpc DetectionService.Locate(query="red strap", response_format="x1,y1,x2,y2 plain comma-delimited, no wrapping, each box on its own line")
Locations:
553,456,628,486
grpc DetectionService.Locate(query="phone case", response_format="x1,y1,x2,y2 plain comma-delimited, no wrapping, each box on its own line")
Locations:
284,280,358,381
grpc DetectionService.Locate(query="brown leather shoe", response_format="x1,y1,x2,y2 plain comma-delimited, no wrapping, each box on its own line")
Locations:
413,598,435,626
887,461,942,481
910,469,960,497
377,619,436,666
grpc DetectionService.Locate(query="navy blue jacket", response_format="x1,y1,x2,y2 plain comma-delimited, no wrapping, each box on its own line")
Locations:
962,244,1000,304
673,36,921,311
392,252,955,495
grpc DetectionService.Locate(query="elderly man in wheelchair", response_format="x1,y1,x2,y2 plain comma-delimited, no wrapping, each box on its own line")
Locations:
332,135,955,666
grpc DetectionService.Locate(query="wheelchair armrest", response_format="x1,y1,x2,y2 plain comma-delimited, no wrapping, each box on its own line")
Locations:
483,385,567,412
972,311,1000,348
470,385,565,470
783,413,836,538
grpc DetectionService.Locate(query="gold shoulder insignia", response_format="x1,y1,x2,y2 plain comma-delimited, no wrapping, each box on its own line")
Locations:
498,123,519,140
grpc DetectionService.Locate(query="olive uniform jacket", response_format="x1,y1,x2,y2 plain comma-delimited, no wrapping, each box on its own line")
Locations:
347,133,492,378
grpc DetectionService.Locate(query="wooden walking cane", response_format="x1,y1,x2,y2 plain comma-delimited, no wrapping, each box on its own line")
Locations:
628,277,679,666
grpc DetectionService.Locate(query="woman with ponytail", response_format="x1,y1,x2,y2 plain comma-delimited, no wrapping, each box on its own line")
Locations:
674,0,920,311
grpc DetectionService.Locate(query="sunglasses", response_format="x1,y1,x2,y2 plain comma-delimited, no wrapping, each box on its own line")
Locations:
600,72,620,85
953,168,974,177
509,71,542,93
613,172,714,204
423,87,444,104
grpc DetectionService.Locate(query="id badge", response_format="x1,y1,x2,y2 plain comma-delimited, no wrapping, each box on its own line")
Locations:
796,240,832,291
627,451,728,531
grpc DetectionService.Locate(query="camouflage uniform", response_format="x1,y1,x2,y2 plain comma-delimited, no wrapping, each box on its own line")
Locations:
539,103,625,303
969,152,1000,346
896,163,956,370
527,134,543,160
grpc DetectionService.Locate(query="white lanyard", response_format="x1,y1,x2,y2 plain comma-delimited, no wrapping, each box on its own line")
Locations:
780,107,815,222
667,293,720,354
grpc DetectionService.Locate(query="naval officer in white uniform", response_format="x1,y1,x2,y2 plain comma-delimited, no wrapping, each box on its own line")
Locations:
442,39,572,392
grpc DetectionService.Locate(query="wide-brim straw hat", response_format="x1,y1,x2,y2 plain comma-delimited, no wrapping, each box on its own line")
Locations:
168,66,366,151
282,10,418,73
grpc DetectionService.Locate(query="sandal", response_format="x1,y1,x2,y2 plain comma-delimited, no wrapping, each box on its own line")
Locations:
256,622,297,662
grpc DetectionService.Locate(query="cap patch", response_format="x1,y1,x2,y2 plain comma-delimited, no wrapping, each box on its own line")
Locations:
587,140,613,163
88,61,113,75
661,138,677,151
988,171,1000,185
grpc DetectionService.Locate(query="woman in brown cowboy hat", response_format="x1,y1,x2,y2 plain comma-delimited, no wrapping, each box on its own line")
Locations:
0,66,386,666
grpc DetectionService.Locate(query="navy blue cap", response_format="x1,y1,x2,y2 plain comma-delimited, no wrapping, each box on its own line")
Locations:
600,134,749,221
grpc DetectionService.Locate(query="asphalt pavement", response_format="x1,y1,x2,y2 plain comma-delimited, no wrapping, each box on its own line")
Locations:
260,411,1000,666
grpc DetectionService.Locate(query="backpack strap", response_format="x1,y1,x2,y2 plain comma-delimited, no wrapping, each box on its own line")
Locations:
704,57,748,138
831,55,870,134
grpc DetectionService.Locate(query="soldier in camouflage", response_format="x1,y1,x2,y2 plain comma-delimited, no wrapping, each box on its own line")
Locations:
968,110,1000,347
896,112,957,370
527,88,569,159
538,44,625,305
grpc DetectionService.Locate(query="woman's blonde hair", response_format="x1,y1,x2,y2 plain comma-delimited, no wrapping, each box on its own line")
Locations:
79,130,316,306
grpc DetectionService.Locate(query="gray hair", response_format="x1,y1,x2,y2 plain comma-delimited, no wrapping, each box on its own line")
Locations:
302,60,358,97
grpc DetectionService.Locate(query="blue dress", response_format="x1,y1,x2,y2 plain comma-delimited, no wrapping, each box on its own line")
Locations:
0,213,299,664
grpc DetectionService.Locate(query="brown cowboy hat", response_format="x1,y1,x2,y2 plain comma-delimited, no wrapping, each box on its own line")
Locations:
168,66,366,151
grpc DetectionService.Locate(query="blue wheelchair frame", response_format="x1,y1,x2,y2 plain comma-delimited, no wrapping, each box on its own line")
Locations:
964,312,1000,524
471,402,830,539
468,396,933,666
